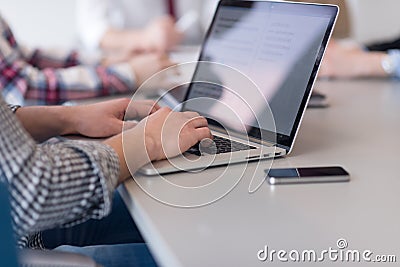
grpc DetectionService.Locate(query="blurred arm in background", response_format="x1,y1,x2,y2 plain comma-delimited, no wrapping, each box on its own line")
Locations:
319,38,400,79
0,15,172,105
76,0,218,55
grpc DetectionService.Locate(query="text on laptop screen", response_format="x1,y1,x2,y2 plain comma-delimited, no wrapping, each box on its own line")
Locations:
184,1,336,141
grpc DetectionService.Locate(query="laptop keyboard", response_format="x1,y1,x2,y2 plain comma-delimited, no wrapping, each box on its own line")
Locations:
186,135,256,156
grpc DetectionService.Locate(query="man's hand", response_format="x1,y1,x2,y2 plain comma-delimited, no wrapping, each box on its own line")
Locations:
101,51,174,87
125,99,161,120
100,15,182,56
129,53,174,85
142,16,183,53
137,107,212,161
104,107,212,182
68,99,160,138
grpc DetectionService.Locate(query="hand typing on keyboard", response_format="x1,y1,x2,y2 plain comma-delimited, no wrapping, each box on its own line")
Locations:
186,135,256,156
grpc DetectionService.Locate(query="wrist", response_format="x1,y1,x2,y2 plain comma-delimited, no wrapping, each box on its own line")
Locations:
104,135,130,183
360,52,388,77
144,133,159,162
104,127,153,183
126,30,150,52
60,106,80,136
380,50,400,77
10,105,21,113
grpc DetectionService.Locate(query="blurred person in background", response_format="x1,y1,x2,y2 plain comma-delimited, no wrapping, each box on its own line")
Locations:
0,14,172,106
319,38,400,79
76,0,218,56
314,0,400,79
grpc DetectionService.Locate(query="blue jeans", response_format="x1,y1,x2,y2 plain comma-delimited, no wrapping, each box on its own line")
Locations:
42,190,157,267
57,244,157,267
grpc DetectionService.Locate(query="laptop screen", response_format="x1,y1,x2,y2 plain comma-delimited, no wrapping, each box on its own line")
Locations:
183,0,338,150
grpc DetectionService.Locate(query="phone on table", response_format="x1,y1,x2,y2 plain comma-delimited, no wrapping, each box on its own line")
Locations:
265,166,350,185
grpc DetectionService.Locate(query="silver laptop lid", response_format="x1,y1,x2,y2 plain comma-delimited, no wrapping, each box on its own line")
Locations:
182,0,338,152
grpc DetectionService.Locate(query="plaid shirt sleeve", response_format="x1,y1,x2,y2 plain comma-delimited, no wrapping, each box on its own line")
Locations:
21,45,81,69
0,14,135,105
0,95,120,239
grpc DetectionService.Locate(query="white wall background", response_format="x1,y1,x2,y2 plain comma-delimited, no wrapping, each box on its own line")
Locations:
0,0,78,48
1,0,400,49
347,0,400,44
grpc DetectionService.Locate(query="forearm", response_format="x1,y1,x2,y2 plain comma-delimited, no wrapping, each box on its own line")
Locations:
22,63,134,105
0,98,120,236
357,52,388,77
9,141,120,236
23,47,81,69
16,104,155,192
104,128,152,182
100,28,148,53
15,105,75,142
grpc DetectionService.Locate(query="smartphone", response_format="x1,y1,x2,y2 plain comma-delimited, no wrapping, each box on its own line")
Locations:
265,166,350,185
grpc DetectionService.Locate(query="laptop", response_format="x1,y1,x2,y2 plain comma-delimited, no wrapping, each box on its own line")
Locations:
140,0,338,175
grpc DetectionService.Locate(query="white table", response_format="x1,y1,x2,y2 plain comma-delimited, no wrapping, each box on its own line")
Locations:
120,79,400,266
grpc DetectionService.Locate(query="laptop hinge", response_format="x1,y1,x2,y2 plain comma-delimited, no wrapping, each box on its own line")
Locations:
209,125,277,147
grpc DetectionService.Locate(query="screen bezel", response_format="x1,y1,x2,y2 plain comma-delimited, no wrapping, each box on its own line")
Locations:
181,0,338,151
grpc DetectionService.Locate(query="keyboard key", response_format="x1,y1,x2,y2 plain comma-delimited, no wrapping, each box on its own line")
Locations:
186,135,256,156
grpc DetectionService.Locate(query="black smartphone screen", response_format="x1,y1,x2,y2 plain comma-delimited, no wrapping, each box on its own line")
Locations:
267,167,349,178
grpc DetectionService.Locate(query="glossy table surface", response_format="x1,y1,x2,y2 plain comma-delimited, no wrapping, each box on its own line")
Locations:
120,79,400,266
